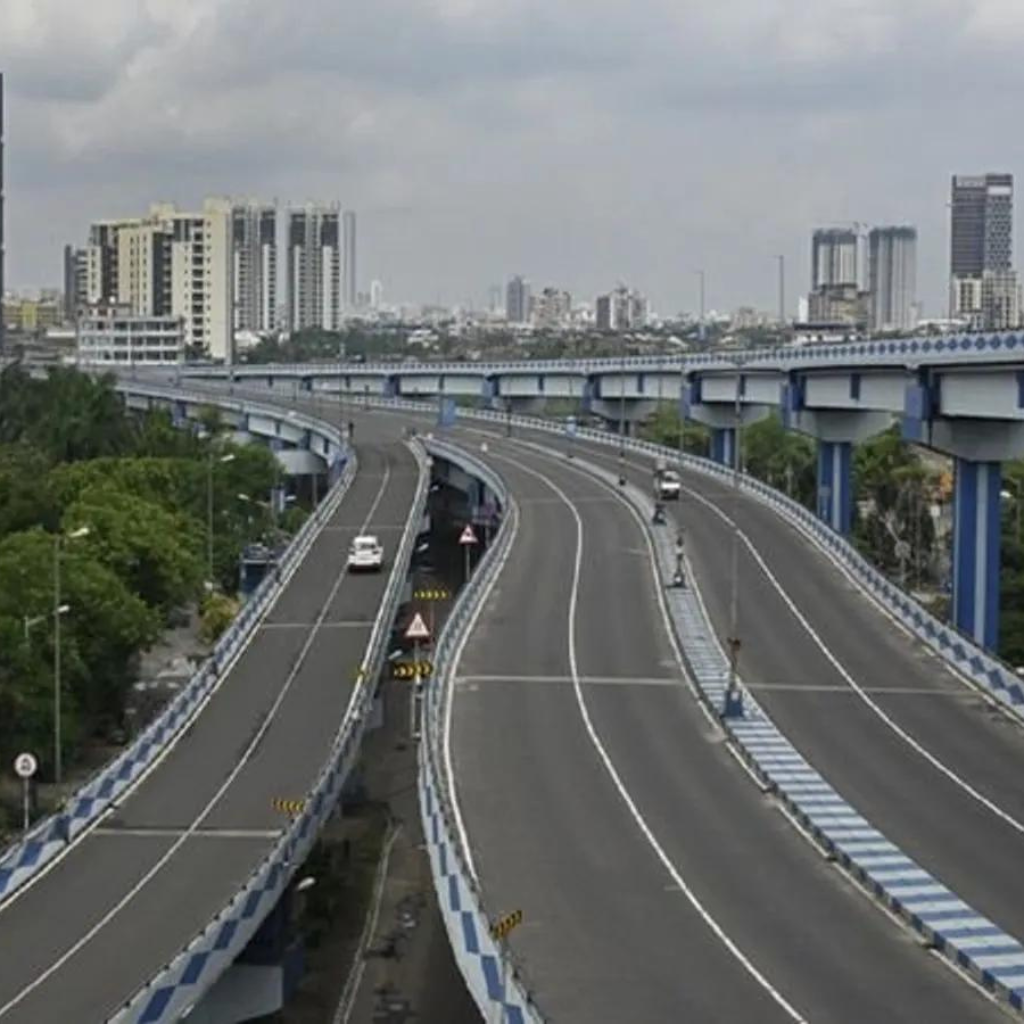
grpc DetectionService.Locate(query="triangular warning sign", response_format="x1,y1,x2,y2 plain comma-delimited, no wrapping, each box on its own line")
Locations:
405,612,431,640
459,525,479,546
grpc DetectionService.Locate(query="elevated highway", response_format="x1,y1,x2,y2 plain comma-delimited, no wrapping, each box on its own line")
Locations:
12,371,1024,1022
0,420,423,1023
194,380,1024,1020
425,426,1008,1023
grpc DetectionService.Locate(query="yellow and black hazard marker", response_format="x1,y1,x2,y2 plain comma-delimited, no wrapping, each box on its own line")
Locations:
393,661,434,680
414,588,451,601
272,798,306,816
490,909,523,941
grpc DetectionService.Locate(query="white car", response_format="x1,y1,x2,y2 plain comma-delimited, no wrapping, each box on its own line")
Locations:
347,535,384,572
655,470,681,501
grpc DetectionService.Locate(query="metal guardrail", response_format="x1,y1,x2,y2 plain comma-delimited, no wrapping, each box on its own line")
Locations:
0,390,354,910
108,440,431,1022
177,329,1024,378
415,437,545,1024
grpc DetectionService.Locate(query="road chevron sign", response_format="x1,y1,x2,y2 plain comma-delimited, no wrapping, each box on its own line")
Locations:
405,612,431,640
490,909,523,941
459,524,479,546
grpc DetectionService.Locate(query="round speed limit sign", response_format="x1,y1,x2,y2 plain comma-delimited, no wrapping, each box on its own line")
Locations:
14,752,38,780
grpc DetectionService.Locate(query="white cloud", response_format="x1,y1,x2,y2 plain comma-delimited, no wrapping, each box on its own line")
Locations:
2,0,1024,315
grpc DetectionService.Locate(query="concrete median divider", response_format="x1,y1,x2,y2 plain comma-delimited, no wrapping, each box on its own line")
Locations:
414,437,546,1024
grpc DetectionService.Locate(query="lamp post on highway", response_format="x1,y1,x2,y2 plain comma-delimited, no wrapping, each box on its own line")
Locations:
207,451,236,588
54,526,89,785
618,337,626,486
723,366,743,719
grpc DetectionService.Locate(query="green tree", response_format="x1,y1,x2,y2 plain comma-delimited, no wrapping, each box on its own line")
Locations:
640,405,710,457
63,484,205,613
741,414,817,506
0,529,159,762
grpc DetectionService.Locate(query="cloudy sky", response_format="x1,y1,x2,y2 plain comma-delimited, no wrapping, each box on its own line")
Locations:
3,0,1024,316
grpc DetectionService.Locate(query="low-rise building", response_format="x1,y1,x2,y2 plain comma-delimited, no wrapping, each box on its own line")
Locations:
76,307,184,365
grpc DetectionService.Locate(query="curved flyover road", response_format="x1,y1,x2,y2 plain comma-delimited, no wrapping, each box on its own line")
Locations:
562,430,1024,955
0,426,420,1024
439,429,1005,1024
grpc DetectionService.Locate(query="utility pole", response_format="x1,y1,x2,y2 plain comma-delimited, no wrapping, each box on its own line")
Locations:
777,255,786,329
723,366,743,719
696,270,706,343
618,335,626,486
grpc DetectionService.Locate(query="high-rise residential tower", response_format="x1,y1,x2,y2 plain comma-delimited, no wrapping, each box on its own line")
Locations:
80,200,233,360
812,228,861,289
950,173,1017,329
62,245,87,323
868,226,917,334
343,210,357,311
506,275,531,323
232,202,277,334
287,204,341,331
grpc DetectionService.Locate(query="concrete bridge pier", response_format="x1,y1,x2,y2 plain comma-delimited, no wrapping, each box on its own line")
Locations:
782,401,894,536
904,378,1024,650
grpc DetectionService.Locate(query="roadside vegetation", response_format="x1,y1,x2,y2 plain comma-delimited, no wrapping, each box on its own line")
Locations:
0,365,303,815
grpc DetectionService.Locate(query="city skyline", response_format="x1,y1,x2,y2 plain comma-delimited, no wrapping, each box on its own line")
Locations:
7,5,1024,315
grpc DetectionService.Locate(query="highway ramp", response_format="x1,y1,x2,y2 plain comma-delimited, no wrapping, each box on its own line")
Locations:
0,431,419,1024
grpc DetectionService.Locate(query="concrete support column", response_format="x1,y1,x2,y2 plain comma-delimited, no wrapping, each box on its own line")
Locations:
816,441,853,535
952,458,1002,651
711,427,736,468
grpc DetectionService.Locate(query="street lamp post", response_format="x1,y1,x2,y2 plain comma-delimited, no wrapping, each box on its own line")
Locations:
723,367,743,718
618,338,626,486
54,527,89,785
207,452,236,588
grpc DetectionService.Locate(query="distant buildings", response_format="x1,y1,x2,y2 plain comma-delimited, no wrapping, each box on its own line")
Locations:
596,285,648,331
949,174,1018,330
506,275,531,323
287,204,341,332
804,224,918,336
77,308,183,365
231,202,277,334
807,227,869,330
62,245,87,323
532,287,572,330
868,227,917,333
370,279,384,311
343,210,357,311
79,199,233,360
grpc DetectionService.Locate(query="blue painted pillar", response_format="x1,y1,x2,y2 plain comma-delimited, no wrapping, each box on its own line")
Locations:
953,459,1002,651
816,441,853,535
711,427,736,468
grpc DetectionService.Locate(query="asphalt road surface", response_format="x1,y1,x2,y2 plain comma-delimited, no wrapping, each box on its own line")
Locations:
565,432,1024,951
0,428,420,1024
441,431,1006,1024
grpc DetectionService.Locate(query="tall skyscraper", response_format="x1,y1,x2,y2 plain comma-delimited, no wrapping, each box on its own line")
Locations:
506,275,531,323
232,202,277,334
812,228,861,289
950,173,1016,328
807,226,868,329
0,74,5,355
868,227,917,334
343,210,357,311
288,204,341,331
62,245,87,323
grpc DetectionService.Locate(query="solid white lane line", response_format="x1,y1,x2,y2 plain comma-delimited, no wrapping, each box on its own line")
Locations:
682,483,1024,842
495,449,809,1024
0,462,396,1017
